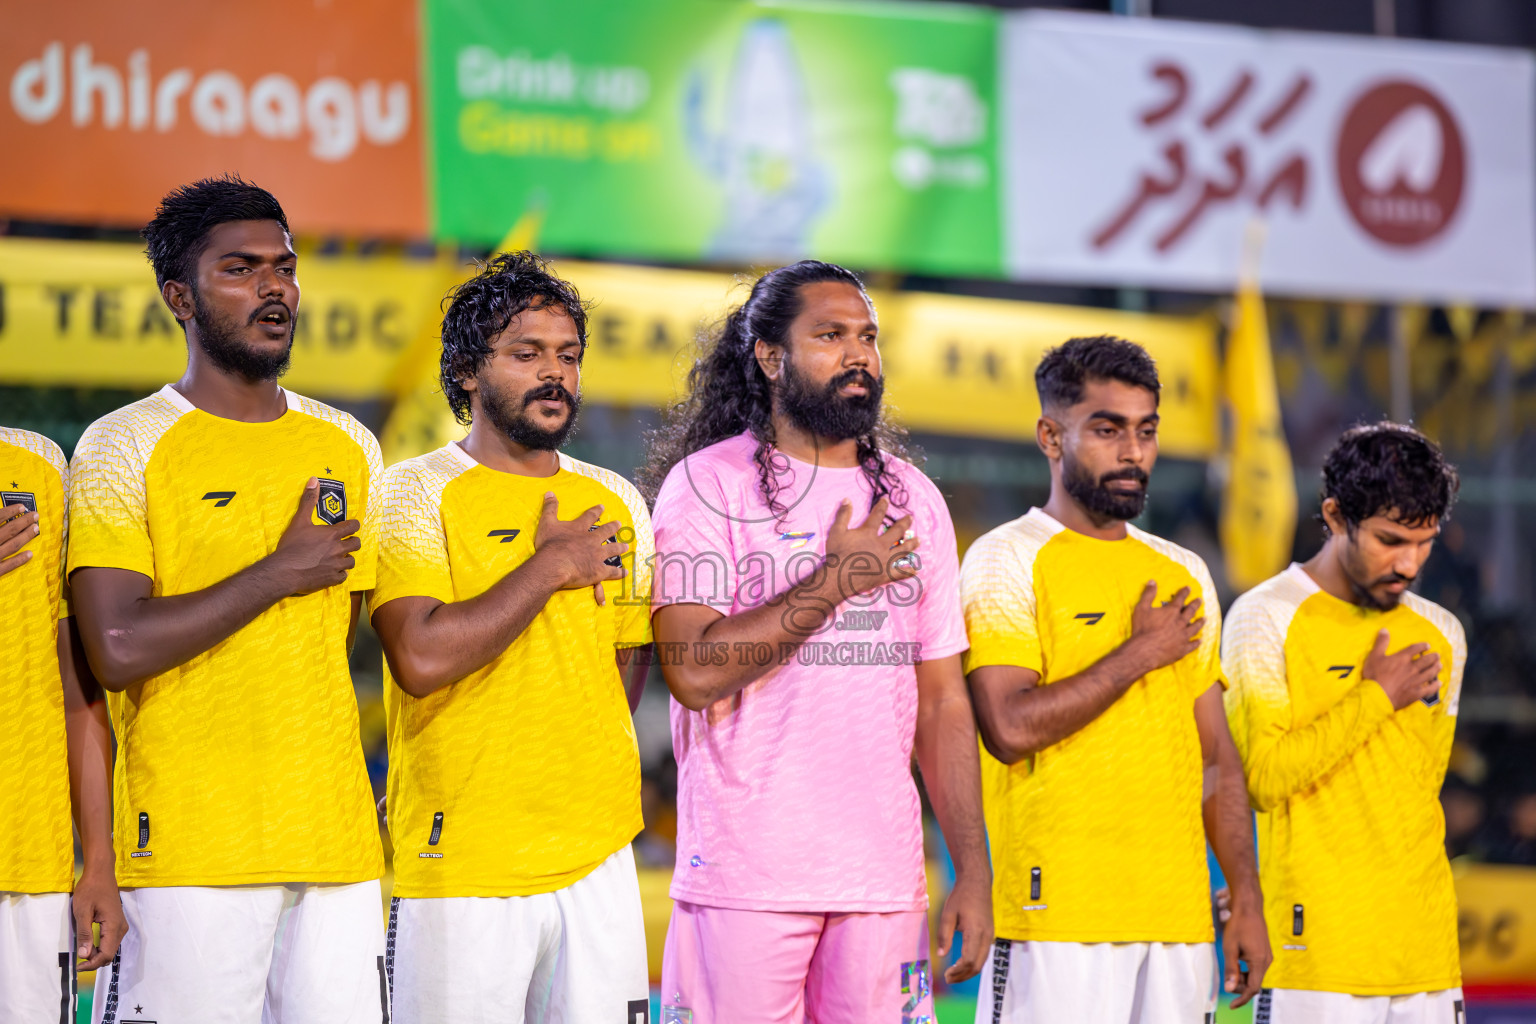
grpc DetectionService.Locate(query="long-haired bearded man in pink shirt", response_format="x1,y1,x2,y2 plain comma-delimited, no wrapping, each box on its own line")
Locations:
639,260,993,1024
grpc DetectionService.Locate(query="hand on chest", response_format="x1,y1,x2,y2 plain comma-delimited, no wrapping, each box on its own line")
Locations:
1036,563,1201,677
441,477,631,606
152,444,359,573
1287,613,1448,731
736,502,924,613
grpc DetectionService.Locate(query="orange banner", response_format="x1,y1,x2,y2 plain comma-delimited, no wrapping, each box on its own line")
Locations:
0,0,426,237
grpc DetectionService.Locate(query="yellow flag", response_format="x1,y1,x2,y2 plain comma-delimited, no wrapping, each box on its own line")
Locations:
1220,277,1297,592
379,206,547,466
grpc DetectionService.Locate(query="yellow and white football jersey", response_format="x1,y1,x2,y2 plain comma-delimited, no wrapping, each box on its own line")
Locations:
376,443,652,898
1223,563,1465,995
68,385,384,886
0,427,72,893
962,508,1224,944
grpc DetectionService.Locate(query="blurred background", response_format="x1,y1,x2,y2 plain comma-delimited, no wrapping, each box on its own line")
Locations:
4,0,1536,1020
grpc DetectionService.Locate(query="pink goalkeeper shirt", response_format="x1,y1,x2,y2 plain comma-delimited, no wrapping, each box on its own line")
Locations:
650,432,968,912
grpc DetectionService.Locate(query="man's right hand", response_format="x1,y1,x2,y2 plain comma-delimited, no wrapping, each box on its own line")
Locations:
1362,629,1441,710
1124,581,1203,673
823,495,922,601
532,493,627,597
268,478,361,595
0,503,39,579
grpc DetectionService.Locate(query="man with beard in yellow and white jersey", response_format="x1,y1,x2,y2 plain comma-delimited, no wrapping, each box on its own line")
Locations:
68,177,387,1024
961,336,1271,1024
372,253,653,1024
1224,424,1466,1024
0,428,124,1022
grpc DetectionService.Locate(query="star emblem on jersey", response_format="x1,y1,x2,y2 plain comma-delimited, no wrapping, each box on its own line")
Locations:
488,529,521,543
1,490,37,514
1327,664,1353,678
1074,612,1106,625
201,491,235,507
316,478,347,525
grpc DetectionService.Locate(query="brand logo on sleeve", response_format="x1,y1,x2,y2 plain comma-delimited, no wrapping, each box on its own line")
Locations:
316,478,347,525
1327,664,1353,678
201,491,236,507
1074,612,1105,625
488,529,521,543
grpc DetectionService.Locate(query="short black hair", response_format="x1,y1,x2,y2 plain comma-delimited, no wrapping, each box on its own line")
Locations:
1035,335,1160,412
142,175,289,289
1320,422,1459,532
439,251,590,426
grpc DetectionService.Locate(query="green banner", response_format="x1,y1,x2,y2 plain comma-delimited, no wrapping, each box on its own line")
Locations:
425,0,1000,276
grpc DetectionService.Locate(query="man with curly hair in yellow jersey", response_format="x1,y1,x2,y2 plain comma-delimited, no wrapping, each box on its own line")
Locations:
1224,424,1466,1024
370,253,653,1023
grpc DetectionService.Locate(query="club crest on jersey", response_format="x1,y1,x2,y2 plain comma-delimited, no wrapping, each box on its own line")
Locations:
317,478,347,525
2,490,37,514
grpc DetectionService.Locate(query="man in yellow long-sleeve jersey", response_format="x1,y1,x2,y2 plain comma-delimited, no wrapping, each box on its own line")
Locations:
1223,423,1465,1024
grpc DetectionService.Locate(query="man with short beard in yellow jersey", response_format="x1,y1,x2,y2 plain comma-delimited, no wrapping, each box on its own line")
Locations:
1224,424,1466,1024
372,253,653,1023
68,178,387,1024
0,428,123,1022
962,337,1271,1024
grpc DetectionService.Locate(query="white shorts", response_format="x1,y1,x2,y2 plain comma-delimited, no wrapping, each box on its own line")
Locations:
92,879,386,1024
977,939,1218,1024
388,845,649,1024
0,891,74,1024
1256,986,1467,1024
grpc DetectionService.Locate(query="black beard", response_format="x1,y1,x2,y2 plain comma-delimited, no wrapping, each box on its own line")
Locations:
479,376,581,451
1342,542,1412,610
1062,451,1148,521
777,359,884,442
192,292,294,383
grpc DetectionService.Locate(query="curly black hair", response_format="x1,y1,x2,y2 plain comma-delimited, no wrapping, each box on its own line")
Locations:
1035,335,1161,412
142,175,289,291
1320,422,1459,533
439,251,590,426
638,260,915,518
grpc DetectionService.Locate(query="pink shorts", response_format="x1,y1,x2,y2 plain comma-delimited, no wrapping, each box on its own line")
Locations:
660,900,935,1024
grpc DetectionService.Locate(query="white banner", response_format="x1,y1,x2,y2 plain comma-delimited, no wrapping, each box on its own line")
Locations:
1001,11,1536,307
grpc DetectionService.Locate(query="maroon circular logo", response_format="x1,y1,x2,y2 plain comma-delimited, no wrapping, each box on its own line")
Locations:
1336,80,1465,247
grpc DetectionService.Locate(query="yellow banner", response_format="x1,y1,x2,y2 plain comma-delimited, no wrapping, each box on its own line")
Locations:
0,237,449,399
1458,863,1536,983
557,261,1220,460
0,240,1218,460
879,291,1218,459
558,260,746,411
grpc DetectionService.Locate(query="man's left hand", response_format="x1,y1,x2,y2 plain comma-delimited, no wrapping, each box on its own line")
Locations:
1221,892,1272,1009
